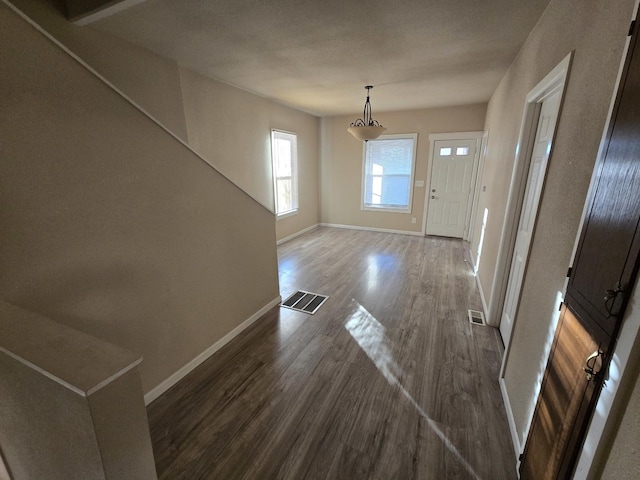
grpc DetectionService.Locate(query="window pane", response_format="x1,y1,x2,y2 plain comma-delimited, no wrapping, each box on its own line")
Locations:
277,178,292,212
371,176,383,204
275,138,292,176
363,135,416,210
271,130,298,215
456,146,469,156
368,140,413,175
440,147,452,156
381,176,410,206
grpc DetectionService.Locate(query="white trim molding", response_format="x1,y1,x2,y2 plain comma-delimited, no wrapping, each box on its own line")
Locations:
276,223,319,245
360,133,418,214
494,52,573,471
320,223,423,237
423,131,484,239
500,377,523,476
475,275,489,322
491,52,573,341
144,296,281,405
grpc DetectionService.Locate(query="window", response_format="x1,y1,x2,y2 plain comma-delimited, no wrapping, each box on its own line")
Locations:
362,133,417,212
271,130,298,216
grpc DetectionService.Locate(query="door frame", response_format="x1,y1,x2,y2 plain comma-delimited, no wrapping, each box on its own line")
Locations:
468,130,489,246
489,52,573,336
422,131,483,240
492,52,573,459
498,87,563,348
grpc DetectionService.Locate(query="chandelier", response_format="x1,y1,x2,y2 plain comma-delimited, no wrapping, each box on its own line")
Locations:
347,85,387,141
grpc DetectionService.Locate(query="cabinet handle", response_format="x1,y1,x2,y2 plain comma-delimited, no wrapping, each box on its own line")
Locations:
584,350,603,381
604,281,624,316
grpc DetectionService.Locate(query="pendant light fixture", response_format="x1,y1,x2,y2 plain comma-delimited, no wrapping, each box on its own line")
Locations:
347,85,387,141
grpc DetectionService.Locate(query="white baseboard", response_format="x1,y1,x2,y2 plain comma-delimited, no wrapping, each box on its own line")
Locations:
320,223,423,237
500,377,522,476
276,223,319,245
470,254,492,327
475,273,489,323
144,296,281,405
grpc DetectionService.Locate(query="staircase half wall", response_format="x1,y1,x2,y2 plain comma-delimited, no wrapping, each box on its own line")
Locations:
0,1,280,398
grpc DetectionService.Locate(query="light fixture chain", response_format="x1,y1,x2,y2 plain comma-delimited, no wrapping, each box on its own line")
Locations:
347,85,386,141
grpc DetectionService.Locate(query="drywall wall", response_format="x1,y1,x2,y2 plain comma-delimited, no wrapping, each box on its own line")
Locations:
471,0,636,454
0,300,156,479
599,353,640,480
7,0,321,243
10,0,189,141
178,67,320,238
0,2,279,394
320,104,487,232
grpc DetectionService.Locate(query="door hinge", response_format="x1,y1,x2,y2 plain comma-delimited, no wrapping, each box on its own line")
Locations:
629,19,636,37
567,266,573,278
519,453,524,461
559,301,564,311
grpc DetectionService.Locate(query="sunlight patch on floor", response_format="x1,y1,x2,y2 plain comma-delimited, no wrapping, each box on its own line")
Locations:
345,301,481,480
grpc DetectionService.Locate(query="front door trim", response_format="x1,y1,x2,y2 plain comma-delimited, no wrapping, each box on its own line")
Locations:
422,131,483,240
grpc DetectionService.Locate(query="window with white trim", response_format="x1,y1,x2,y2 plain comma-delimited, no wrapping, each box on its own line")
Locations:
362,133,417,212
271,130,298,216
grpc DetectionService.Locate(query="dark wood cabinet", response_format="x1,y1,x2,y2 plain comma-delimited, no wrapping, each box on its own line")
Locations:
521,13,640,480
566,15,640,338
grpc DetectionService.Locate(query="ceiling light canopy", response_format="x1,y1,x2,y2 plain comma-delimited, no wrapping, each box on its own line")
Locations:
347,86,386,141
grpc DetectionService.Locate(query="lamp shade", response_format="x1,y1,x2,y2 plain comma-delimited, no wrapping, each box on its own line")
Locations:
347,125,387,141
348,86,386,142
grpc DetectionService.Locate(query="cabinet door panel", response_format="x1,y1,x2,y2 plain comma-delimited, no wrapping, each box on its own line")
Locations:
522,14,640,479
566,18,640,336
520,306,602,480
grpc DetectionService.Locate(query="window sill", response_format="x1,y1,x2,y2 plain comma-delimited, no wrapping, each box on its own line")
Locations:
276,210,298,220
362,206,411,214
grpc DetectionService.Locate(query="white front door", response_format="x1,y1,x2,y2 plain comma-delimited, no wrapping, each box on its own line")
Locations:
499,89,562,345
426,139,477,238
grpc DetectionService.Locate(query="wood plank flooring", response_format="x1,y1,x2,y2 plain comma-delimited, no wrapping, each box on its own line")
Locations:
147,227,517,479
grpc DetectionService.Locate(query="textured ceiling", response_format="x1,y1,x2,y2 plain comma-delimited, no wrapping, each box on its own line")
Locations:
91,0,551,116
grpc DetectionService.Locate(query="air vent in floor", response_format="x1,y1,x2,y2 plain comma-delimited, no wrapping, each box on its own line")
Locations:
281,290,328,314
468,309,486,326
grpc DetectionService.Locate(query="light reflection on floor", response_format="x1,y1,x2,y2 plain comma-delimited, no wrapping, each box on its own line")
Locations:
520,290,564,448
474,208,489,276
345,301,482,480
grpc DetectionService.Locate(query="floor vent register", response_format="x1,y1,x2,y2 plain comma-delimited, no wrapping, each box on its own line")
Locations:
281,290,328,314
468,309,487,326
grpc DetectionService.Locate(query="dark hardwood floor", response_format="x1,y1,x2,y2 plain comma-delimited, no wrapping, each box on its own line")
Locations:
147,227,517,479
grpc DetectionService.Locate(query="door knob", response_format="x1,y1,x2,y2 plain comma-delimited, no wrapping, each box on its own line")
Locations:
584,350,603,381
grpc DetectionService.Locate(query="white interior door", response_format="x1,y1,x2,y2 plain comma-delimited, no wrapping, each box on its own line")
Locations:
499,89,561,345
426,139,477,238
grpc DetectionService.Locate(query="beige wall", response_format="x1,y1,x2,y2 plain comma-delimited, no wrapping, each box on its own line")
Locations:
0,300,156,480
0,2,280,394
10,0,189,141
320,104,487,232
8,0,321,243
178,67,320,237
600,351,640,479
470,0,636,457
